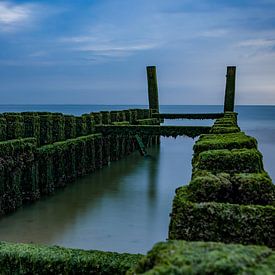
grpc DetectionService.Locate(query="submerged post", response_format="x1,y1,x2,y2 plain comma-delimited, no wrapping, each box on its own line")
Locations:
147,66,159,113
224,66,236,112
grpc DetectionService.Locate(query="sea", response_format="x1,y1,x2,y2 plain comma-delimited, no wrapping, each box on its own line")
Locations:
0,105,274,254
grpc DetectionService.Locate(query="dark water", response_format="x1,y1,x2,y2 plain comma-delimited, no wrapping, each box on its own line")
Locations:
0,105,274,254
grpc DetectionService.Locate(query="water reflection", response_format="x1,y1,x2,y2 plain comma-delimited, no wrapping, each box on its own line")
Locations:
0,137,194,253
147,151,160,202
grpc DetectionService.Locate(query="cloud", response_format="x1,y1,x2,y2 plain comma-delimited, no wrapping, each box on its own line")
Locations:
237,39,275,48
60,22,161,60
29,51,48,57
1,0,274,105
199,29,229,38
0,1,64,33
232,37,275,60
0,1,36,31
0,2,30,23
72,41,158,57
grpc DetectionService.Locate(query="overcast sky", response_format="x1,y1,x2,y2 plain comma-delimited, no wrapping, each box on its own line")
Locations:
0,0,274,104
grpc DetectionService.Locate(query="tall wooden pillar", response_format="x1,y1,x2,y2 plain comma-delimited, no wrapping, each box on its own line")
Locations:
224,66,236,112
147,66,159,113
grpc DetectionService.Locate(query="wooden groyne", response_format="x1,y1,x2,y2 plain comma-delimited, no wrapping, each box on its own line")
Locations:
168,112,274,248
0,109,153,145
0,66,274,274
0,109,161,215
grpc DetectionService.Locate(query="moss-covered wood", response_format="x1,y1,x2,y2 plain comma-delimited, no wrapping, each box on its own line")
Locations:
153,113,224,120
187,171,275,205
112,121,130,126
135,109,148,120
130,109,138,123
23,114,40,143
21,142,40,203
52,114,65,143
0,117,7,141
130,240,275,274
110,111,120,123
39,114,53,145
102,136,111,165
36,133,103,194
193,148,264,174
0,241,142,275
36,144,55,195
64,115,76,139
209,111,240,134
76,116,88,137
63,140,77,181
168,111,275,250
135,118,160,125
0,138,38,214
193,132,257,156
0,108,154,143
4,114,24,140
123,110,133,124
96,125,211,138
210,126,240,134
101,111,112,125
91,112,103,125
94,135,103,169
83,114,95,134
118,111,126,122
0,108,160,218
169,188,275,247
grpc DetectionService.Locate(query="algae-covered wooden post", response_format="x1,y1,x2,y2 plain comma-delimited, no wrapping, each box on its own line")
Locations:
224,66,236,112
147,66,159,113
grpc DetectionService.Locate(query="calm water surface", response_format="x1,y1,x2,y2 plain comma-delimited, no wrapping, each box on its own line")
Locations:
0,105,274,253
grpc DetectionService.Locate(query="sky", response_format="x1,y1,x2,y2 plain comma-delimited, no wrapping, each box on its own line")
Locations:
0,0,275,105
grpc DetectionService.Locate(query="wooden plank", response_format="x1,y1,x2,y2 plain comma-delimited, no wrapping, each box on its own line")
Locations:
95,125,211,138
153,113,224,120
134,134,148,156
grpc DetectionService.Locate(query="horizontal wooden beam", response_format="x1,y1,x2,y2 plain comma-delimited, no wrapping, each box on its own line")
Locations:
95,125,211,138
152,113,224,120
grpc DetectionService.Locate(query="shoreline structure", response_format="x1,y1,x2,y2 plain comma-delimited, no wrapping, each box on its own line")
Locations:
0,67,274,274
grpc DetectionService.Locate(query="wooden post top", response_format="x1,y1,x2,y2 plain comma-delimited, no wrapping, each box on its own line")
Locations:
147,66,159,113
224,66,236,112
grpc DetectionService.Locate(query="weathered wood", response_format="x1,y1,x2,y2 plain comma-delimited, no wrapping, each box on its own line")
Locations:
147,66,159,113
224,66,236,112
95,125,211,138
135,134,148,156
153,113,224,120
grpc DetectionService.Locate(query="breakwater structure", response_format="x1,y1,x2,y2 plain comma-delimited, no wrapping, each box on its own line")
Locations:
0,66,274,274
